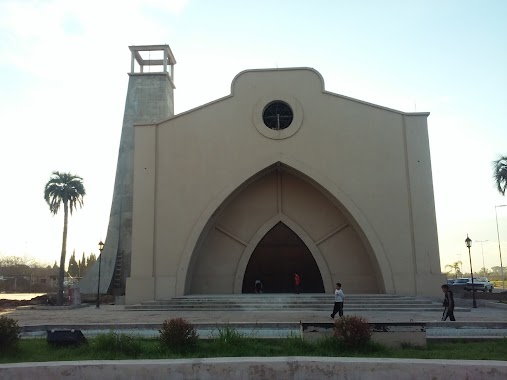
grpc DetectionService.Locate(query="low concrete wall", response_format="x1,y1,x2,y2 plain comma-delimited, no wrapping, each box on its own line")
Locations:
451,286,507,301
21,322,300,339
463,292,507,301
1,357,506,379
301,322,427,348
426,321,507,341
487,301,507,310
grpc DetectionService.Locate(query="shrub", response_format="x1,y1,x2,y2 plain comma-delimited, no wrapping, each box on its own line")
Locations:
0,316,21,352
282,333,312,354
92,332,142,357
333,315,372,348
159,318,198,351
214,325,244,346
400,341,424,350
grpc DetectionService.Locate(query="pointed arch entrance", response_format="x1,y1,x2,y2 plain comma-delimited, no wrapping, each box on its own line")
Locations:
242,222,325,293
186,163,385,295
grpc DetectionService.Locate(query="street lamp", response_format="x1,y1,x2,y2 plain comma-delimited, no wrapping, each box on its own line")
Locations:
495,205,506,290
96,240,104,308
475,240,488,276
465,235,477,308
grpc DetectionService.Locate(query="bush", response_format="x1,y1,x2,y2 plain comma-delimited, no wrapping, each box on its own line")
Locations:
0,316,21,352
159,318,198,352
214,325,244,346
333,315,372,348
92,332,142,357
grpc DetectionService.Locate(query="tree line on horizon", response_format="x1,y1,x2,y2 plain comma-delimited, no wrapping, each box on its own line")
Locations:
0,252,96,293
444,260,504,280
0,252,96,275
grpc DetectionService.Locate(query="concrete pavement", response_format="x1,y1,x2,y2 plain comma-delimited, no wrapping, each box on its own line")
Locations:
3,302,507,327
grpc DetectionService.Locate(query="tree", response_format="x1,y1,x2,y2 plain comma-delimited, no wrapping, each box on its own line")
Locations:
445,261,463,279
68,250,79,277
493,155,507,195
44,171,85,305
0,256,45,268
87,253,97,268
490,266,502,280
79,252,86,277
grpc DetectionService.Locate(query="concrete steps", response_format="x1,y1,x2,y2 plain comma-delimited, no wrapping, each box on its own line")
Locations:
126,294,461,312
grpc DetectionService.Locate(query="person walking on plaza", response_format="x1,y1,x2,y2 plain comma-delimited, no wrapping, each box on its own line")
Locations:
331,282,345,318
441,284,456,321
294,273,301,294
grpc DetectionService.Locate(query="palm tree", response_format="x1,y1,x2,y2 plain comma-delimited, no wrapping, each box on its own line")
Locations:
445,261,463,279
44,172,85,305
493,155,507,195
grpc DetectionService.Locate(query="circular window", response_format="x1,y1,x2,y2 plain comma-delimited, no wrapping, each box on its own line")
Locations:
253,95,303,140
262,101,293,130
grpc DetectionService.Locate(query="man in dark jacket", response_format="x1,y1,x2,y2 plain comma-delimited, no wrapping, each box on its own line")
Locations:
441,284,456,321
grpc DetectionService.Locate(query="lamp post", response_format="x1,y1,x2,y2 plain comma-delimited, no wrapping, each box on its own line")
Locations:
476,240,488,276
96,240,104,308
495,205,506,289
465,235,477,308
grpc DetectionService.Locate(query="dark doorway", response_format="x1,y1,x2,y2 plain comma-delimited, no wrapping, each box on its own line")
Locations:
242,222,325,293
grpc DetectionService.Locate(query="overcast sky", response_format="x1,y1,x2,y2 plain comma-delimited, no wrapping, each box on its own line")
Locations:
1,0,507,276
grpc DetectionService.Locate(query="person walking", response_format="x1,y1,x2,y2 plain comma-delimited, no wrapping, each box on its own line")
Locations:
254,279,263,293
441,284,456,321
294,273,301,294
330,282,345,318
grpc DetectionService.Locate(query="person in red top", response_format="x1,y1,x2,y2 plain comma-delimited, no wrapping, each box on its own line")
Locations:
294,273,301,294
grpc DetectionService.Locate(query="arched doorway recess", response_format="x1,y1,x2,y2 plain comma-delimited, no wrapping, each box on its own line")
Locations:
187,164,383,294
242,222,325,293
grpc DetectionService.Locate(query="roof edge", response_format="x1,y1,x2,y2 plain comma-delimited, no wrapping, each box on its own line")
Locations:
230,67,325,94
134,67,429,127
135,94,234,127
323,90,429,116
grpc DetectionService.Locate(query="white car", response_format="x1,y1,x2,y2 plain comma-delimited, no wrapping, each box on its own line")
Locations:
454,277,494,292
470,277,494,292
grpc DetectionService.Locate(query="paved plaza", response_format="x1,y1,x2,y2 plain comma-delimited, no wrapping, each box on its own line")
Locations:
3,302,507,327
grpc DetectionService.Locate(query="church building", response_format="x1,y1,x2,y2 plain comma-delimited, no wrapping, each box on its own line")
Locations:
79,45,445,304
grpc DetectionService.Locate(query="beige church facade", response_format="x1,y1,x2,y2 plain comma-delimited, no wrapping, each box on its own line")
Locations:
125,66,444,304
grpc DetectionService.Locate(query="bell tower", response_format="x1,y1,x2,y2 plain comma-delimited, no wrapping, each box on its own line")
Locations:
79,45,176,298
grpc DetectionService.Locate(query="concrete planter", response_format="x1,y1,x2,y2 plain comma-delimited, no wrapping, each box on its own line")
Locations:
1,357,506,380
301,322,427,348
